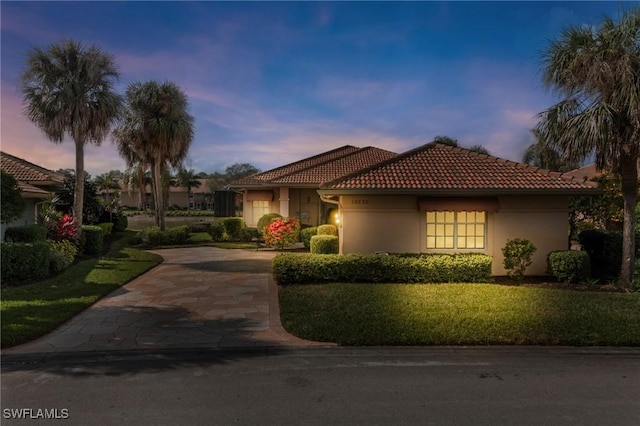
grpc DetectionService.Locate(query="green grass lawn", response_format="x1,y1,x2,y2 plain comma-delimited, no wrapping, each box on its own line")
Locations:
279,283,640,346
1,231,162,348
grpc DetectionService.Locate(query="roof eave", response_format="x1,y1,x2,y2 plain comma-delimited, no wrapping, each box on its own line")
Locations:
317,188,603,196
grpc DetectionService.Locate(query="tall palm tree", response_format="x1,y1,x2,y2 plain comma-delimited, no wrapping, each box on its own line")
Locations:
536,9,640,287
113,80,194,230
20,39,122,227
522,129,579,172
94,171,120,204
176,168,201,210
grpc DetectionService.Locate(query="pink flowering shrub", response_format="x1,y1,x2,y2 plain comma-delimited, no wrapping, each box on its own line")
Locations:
54,214,80,243
263,217,300,249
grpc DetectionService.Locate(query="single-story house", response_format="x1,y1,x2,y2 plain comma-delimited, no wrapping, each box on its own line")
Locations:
230,145,397,227
316,142,600,275
0,151,65,240
113,178,214,210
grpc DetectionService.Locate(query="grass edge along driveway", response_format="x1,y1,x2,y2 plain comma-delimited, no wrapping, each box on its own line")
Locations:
1,232,162,348
279,283,640,346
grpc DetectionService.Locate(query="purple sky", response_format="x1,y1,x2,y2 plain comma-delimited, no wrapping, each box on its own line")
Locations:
0,1,624,177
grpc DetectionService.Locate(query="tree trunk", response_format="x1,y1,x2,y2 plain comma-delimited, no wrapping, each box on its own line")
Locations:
74,142,85,227
619,155,638,288
152,161,165,231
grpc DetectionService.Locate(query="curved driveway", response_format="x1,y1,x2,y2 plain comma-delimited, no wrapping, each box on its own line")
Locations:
4,247,327,354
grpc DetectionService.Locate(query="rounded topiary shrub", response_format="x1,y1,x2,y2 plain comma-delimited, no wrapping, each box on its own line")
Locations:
1,242,51,283
257,213,282,233
547,250,591,283
222,218,244,241
240,227,261,242
317,224,338,236
301,227,318,249
112,214,128,232
310,235,339,254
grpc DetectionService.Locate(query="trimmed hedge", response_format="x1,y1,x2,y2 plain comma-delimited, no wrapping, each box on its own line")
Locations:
547,250,591,283
81,225,104,255
1,242,51,283
310,235,339,254
317,224,338,236
139,225,190,246
301,227,317,249
97,222,114,236
208,222,225,241
222,218,244,241
4,225,47,242
48,240,78,275
273,253,493,285
113,214,128,232
240,227,261,242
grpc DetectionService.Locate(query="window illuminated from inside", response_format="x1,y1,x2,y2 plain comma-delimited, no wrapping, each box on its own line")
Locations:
252,200,270,224
426,211,486,249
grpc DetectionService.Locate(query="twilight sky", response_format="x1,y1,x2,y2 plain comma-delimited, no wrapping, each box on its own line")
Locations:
0,1,626,177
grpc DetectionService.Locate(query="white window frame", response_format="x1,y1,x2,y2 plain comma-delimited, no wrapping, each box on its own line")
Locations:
426,211,486,249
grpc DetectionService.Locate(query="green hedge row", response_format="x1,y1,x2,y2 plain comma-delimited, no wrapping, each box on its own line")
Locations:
273,253,493,285
310,235,339,254
81,225,104,256
4,225,47,242
139,225,190,245
1,242,51,283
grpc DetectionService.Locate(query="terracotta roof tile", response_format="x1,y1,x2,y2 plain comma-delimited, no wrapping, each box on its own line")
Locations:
322,143,600,192
1,151,65,184
230,145,396,186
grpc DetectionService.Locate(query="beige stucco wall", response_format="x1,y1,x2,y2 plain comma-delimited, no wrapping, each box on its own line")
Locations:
338,194,570,276
243,187,332,227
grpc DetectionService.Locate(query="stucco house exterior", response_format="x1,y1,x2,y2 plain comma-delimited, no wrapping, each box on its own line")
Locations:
0,152,65,240
115,179,213,210
317,143,601,275
230,145,397,227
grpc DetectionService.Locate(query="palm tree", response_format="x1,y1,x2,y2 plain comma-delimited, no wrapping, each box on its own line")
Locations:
536,9,640,287
113,80,194,230
20,39,122,227
176,168,202,210
94,171,120,204
522,129,578,172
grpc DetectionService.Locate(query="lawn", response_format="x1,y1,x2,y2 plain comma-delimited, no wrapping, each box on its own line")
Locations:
1,231,162,348
279,283,640,346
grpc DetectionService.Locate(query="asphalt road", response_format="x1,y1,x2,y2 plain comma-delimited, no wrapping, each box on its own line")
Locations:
2,347,639,425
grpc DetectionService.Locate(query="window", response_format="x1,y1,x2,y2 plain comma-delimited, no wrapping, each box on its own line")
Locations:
252,200,270,223
426,211,486,249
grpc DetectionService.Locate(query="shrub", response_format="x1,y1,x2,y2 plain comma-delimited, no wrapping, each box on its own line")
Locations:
188,222,210,233
264,217,300,249
139,225,190,246
112,214,128,232
301,227,318,249
547,250,591,283
164,225,190,245
502,238,536,280
310,235,339,254
97,222,114,236
317,224,338,236
4,225,47,242
273,252,492,285
1,242,50,283
187,232,213,244
208,221,225,241
222,218,244,241
257,213,282,233
240,227,261,242
81,225,104,256
53,214,80,243
577,230,640,280
48,240,78,274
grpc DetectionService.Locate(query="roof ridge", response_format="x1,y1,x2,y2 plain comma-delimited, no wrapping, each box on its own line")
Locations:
246,145,360,183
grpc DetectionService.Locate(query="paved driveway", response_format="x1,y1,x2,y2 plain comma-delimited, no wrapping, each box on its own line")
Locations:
3,247,327,354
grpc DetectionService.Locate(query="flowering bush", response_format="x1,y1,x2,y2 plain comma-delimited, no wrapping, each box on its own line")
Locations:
263,217,300,249
54,214,80,243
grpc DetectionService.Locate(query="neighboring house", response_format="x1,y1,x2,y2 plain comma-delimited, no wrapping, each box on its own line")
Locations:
229,145,398,227
0,151,65,240
316,142,601,275
113,179,213,210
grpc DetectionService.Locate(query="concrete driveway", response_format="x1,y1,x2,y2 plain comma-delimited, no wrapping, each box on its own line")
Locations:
3,247,328,354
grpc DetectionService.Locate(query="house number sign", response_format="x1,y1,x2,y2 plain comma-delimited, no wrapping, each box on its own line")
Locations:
351,199,369,205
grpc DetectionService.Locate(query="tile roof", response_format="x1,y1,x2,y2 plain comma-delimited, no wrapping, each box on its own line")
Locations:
231,145,397,187
1,151,65,184
321,143,600,193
